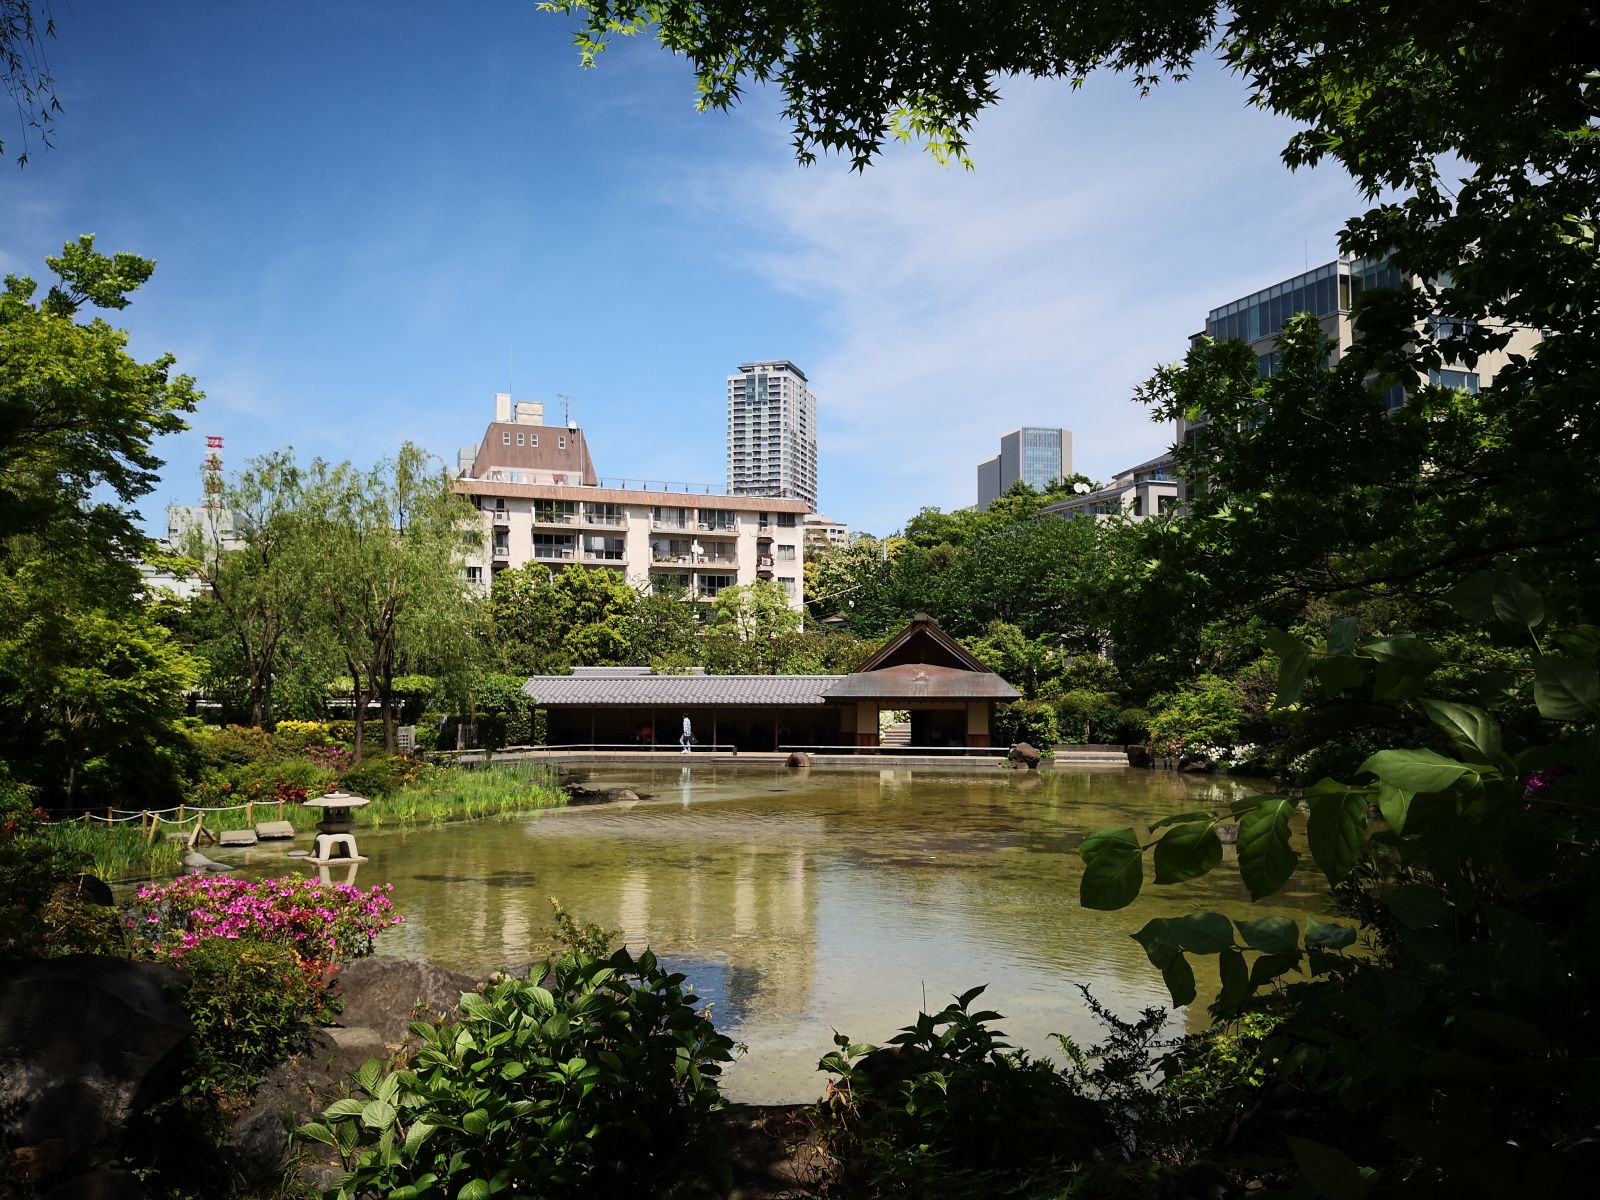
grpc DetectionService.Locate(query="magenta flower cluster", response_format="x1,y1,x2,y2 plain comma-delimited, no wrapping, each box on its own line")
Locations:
128,876,403,963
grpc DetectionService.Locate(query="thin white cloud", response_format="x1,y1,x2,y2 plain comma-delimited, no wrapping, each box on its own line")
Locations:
670,66,1370,533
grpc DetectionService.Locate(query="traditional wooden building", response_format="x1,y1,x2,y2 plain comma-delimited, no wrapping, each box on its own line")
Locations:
521,614,1020,751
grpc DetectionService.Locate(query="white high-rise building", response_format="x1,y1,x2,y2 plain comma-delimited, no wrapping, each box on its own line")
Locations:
727,360,818,511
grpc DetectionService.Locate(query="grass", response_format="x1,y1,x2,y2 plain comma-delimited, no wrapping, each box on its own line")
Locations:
45,765,567,883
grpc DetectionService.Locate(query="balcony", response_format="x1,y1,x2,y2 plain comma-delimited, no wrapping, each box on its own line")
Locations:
651,519,691,533
532,547,576,562
755,555,775,568
651,551,692,565
490,508,510,529
532,510,577,527
579,511,626,528
695,554,737,568
583,549,626,564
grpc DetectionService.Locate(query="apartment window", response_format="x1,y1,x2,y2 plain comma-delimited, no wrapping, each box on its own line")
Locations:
778,576,795,596
776,512,797,527
502,433,511,445
516,433,525,446
532,534,574,561
533,500,576,524
584,536,625,561
1428,368,1480,394
698,573,735,598
529,434,538,447
559,435,567,450
776,544,796,561
466,566,483,584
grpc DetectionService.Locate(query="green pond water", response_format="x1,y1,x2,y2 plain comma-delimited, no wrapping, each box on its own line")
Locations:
234,763,1334,1104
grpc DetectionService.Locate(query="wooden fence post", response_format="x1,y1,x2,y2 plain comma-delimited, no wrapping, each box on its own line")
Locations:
246,800,254,826
178,804,185,828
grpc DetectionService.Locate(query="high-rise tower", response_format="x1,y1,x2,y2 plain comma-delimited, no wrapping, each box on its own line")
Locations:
727,360,817,511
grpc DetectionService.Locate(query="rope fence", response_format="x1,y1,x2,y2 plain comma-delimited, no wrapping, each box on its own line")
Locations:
41,798,293,834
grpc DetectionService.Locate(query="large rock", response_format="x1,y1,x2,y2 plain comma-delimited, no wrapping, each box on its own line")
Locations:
0,956,191,1193
1007,742,1042,770
329,957,477,1046
785,752,813,768
1125,744,1154,769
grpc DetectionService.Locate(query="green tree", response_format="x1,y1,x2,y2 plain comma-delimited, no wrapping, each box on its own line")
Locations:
0,236,198,557
0,240,201,806
488,563,638,674
293,445,479,761
624,588,701,670
183,450,306,728
703,581,802,674
0,546,197,805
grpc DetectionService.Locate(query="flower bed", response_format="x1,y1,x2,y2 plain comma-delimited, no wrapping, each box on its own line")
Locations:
128,875,402,964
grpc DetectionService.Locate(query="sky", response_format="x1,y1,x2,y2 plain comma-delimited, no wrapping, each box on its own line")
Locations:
1,2,1375,536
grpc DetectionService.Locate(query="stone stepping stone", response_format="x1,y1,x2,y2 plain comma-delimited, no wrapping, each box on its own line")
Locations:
255,820,297,840
218,828,258,847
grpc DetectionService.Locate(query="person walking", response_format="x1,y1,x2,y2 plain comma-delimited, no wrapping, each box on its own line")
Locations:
680,714,693,754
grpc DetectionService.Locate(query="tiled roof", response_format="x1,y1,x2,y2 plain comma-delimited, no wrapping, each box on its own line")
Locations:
821,664,1021,701
521,674,844,707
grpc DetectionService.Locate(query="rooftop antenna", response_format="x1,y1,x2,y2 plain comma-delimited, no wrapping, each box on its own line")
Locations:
558,393,575,429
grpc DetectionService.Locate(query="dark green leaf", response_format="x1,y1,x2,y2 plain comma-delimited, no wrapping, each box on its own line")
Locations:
459,1181,493,1200
1312,655,1366,695
1447,571,1544,631
1264,628,1311,707
1533,655,1600,720
1168,911,1235,954
1359,748,1477,794
1357,635,1442,669
1236,915,1300,955
1549,624,1600,662
1376,781,1412,834
1236,798,1299,900
359,1098,395,1131
1384,884,1449,929
1160,954,1197,1008
1148,810,1214,831
1305,917,1357,951
1286,1135,1369,1200
1419,699,1501,759
1153,821,1223,884
1216,948,1249,1011
1250,951,1302,987
1079,827,1143,910
1326,616,1358,657
1307,788,1367,885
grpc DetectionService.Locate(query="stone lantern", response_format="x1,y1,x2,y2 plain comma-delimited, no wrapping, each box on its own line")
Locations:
304,790,370,865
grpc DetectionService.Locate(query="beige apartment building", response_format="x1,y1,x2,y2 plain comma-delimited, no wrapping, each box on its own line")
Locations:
454,394,808,607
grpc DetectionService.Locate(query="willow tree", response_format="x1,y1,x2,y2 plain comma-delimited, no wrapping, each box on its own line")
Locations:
292,445,480,760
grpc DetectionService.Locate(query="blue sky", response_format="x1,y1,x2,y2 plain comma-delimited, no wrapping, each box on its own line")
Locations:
1,2,1372,536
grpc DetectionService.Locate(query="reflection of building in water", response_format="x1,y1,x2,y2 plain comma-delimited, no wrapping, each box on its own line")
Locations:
366,807,822,1029
613,841,817,1028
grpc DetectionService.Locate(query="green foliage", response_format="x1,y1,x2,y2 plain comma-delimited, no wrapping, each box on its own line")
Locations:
993,700,1060,750
967,621,1063,698
1144,673,1248,758
817,986,1134,1198
489,562,636,675
302,944,734,1200
1081,577,1600,1193
703,579,802,674
176,937,325,1098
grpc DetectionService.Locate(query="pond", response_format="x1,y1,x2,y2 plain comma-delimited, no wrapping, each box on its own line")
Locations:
239,763,1335,1104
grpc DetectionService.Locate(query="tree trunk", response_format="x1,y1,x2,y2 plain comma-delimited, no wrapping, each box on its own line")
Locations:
350,681,367,764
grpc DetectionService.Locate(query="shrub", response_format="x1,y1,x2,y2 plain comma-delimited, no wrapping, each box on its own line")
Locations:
1053,689,1121,743
993,699,1060,749
197,724,279,767
302,945,735,1199
128,876,402,965
819,987,1131,1197
178,937,327,1096
340,753,434,799
273,719,340,751
1145,674,1247,757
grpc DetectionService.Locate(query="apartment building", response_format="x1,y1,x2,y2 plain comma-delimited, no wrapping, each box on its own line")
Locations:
976,427,1073,511
454,395,807,608
727,360,818,511
1177,254,1543,454
1042,452,1178,522
803,514,851,548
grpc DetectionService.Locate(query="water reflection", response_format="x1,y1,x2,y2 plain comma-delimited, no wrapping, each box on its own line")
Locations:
235,764,1331,1103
